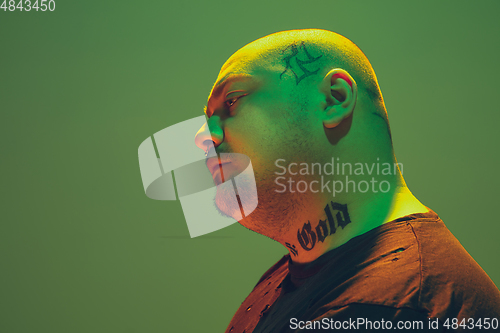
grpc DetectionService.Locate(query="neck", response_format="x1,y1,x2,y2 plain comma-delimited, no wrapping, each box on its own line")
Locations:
279,178,428,264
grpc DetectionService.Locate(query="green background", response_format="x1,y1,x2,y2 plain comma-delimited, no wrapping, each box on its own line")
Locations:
1,1,499,332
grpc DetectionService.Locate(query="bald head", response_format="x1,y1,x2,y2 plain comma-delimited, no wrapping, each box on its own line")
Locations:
220,30,384,109
200,29,394,165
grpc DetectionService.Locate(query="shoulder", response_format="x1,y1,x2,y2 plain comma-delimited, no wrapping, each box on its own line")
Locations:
408,215,500,319
306,212,500,323
254,254,290,287
308,218,423,311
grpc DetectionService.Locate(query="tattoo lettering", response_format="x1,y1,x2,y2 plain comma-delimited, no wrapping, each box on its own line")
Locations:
331,202,350,229
324,204,337,234
285,242,299,256
297,221,316,251
280,41,323,85
297,202,351,251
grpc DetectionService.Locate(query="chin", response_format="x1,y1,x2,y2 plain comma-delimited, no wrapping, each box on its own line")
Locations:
213,171,260,220
214,191,242,220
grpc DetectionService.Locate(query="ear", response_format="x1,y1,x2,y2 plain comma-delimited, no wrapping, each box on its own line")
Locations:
322,69,357,128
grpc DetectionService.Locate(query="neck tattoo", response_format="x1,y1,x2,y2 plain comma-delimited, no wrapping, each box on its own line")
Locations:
296,202,351,252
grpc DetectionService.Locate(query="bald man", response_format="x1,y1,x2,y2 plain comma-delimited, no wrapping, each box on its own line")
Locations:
195,30,500,332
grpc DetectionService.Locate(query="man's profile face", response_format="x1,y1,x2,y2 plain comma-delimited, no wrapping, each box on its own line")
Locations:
195,48,324,226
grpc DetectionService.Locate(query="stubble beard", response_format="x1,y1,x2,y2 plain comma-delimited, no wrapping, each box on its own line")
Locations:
213,173,255,221
214,168,311,242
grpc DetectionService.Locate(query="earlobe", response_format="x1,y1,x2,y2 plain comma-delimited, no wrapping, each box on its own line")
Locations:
322,69,357,129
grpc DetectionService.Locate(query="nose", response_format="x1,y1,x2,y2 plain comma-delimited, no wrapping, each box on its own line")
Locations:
195,116,224,152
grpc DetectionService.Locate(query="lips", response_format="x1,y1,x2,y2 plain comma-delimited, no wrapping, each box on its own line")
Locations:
206,157,231,183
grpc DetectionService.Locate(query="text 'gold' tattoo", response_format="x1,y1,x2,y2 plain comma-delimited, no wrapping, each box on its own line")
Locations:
297,202,351,251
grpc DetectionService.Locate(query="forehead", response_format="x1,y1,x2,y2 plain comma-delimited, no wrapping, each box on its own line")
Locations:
208,44,286,94
209,54,260,97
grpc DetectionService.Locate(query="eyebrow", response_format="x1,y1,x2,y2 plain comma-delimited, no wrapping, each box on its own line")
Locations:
205,74,253,118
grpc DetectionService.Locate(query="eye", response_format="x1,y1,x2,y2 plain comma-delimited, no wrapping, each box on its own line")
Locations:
225,97,239,108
